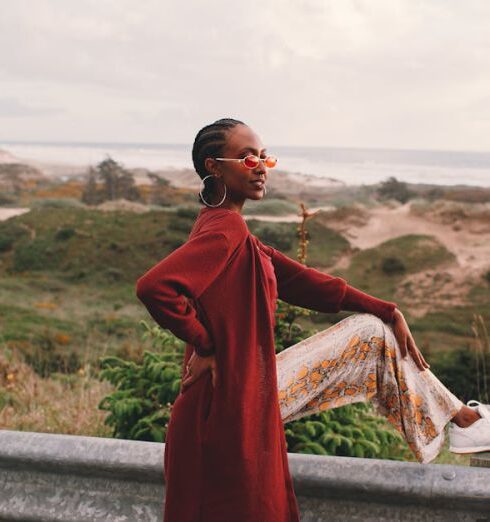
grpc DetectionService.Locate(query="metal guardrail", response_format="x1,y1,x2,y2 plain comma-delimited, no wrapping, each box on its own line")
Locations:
0,430,164,521
0,430,489,521
471,452,490,468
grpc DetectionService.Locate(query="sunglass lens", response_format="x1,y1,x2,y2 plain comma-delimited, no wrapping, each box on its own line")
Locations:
244,155,260,168
265,156,277,168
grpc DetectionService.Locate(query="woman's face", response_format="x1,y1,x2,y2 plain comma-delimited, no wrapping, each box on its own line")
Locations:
205,124,269,207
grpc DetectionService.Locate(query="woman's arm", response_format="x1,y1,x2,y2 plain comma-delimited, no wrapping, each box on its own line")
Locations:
258,240,397,323
265,245,348,312
339,285,397,324
136,226,242,356
256,239,431,369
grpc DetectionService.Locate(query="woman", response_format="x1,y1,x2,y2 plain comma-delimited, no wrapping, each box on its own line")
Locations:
136,118,488,522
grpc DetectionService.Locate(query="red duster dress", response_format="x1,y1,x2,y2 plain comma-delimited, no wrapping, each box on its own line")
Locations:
135,206,397,522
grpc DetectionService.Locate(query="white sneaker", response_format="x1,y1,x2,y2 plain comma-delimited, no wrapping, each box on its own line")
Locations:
466,399,490,413
449,402,490,454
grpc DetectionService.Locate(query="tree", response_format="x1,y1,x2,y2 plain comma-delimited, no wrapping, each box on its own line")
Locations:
118,170,141,201
81,167,102,205
377,176,415,204
147,172,173,206
81,156,142,205
98,157,122,201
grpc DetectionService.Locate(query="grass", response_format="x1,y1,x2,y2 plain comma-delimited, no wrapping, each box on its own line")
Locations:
0,344,114,436
0,207,191,285
411,306,490,337
339,234,456,301
0,272,148,378
247,219,351,268
0,204,488,469
242,198,300,215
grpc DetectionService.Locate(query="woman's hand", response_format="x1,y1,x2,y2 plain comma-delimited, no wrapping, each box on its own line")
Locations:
181,351,217,391
392,308,430,372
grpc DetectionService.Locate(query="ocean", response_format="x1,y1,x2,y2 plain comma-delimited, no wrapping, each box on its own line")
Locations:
1,141,489,187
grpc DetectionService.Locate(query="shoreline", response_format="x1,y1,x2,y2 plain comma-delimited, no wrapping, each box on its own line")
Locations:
2,147,490,191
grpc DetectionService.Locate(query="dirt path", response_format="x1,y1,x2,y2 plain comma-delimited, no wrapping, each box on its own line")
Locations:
324,202,490,317
0,208,30,222
340,203,490,273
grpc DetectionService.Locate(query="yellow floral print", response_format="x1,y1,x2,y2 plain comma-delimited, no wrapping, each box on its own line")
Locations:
275,313,464,464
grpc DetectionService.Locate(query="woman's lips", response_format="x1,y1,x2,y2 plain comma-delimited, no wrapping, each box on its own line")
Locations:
250,180,265,189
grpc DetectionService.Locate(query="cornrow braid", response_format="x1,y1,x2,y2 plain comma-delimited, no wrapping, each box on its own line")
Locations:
192,117,245,205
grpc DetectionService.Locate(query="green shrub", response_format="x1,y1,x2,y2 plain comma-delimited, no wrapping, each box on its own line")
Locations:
97,321,185,441
32,198,85,209
55,227,76,241
175,206,199,219
0,223,29,253
381,256,406,275
13,238,64,272
274,299,318,352
377,177,415,204
285,404,410,460
243,198,298,216
0,236,14,252
254,224,293,251
168,215,193,234
0,194,17,205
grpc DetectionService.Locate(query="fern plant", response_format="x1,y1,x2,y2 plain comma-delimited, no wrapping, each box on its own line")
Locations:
285,404,411,460
97,320,184,441
274,299,318,352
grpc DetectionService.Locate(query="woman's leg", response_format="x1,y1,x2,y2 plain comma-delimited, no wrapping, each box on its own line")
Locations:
275,313,466,464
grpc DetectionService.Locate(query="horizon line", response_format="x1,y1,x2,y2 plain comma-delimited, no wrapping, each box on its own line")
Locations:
1,139,490,156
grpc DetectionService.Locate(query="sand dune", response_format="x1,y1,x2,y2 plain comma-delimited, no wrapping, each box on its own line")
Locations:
329,202,490,271
320,201,490,316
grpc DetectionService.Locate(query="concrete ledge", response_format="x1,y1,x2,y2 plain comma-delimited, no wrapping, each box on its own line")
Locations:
1,430,489,521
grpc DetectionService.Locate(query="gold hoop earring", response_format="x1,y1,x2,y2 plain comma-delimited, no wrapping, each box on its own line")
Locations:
199,175,227,207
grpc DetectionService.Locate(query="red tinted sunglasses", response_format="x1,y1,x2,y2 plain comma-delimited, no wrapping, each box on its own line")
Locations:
215,154,278,169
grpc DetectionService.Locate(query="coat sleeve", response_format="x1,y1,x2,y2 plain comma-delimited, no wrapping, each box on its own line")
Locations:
340,285,398,324
258,241,348,313
257,239,397,323
135,226,240,357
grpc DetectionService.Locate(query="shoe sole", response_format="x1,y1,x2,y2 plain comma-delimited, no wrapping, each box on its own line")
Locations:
449,444,490,453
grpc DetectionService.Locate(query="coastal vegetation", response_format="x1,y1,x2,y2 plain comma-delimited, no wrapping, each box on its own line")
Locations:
1,158,489,466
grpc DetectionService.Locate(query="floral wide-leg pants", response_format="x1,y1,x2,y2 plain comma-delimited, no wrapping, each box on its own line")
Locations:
276,313,465,464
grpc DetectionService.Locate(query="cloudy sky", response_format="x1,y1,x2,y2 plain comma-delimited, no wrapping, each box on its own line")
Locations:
1,0,489,151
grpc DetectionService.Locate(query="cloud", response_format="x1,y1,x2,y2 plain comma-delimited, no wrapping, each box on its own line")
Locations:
0,97,63,117
0,0,489,149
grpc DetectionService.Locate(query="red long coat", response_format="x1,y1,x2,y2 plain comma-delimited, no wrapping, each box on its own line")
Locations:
136,207,396,522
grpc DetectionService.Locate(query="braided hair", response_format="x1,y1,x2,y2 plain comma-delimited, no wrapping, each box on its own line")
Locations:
192,117,245,205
